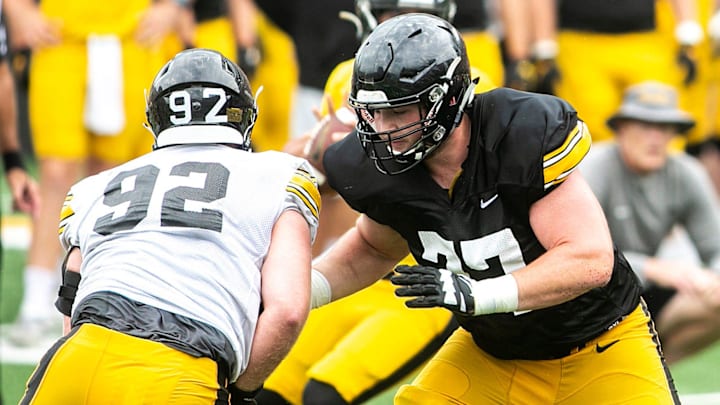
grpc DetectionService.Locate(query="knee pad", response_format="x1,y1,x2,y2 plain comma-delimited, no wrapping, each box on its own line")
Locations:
255,388,292,405
302,379,349,405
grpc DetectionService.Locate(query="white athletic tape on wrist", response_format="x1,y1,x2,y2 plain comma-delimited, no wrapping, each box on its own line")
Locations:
310,268,332,308
470,274,519,315
675,20,704,46
709,12,720,40
532,39,559,60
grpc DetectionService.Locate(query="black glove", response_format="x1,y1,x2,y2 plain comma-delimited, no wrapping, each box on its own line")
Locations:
533,58,560,95
676,45,698,86
391,265,477,315
229,384,262,405
237,42,262,81
504,58,537,91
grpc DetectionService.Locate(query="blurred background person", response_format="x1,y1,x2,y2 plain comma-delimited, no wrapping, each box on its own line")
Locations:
182,0,298,152
255,0,357,140
3,0,181,346
0,0,38,222
682,0,720,197
551,0,703,142
499,0,559,93
580,81,720,364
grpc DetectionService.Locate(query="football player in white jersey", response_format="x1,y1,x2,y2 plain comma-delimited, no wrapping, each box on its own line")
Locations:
19,48,321,405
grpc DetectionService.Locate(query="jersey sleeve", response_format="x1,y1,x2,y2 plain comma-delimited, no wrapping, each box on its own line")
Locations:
480,89,591,204
58,177,96,252
541,119,592,190
283,161,321,243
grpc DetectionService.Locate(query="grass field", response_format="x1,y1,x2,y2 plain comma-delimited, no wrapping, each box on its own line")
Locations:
2,188,720,404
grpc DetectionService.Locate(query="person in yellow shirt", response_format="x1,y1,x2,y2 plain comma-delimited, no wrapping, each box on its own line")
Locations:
187,0,298,153
553,0,704,142
3,0,180,346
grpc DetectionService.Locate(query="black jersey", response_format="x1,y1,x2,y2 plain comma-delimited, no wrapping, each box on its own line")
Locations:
454,0,490,32
193,0,226,23
324,88,642,360
558,0,655,33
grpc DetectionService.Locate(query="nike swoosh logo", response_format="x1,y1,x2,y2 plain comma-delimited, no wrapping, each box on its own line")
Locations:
480,194,498,209
595,339,620,353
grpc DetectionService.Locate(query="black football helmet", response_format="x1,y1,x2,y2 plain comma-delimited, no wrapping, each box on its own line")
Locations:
145,48,257,150
343,0,457,40
349,13,474,175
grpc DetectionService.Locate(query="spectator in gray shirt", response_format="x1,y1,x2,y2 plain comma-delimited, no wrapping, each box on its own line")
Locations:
580,81,720,364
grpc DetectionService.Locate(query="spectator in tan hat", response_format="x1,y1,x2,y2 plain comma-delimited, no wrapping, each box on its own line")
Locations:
580,80,720,364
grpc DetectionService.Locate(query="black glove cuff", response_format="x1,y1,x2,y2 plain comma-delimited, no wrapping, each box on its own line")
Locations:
55,270,82,316
3,151,26,172
229,383,263,404
237,45,261,78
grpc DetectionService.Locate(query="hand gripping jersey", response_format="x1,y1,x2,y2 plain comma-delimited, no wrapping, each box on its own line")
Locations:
324,88,642,360
58,144,320,380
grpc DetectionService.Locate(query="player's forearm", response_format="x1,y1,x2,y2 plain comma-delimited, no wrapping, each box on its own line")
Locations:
313,225,405,303
528,0,557,60
234,305,307,390
0,63,19,153
498,0,532,61
518,172,615,310
227,0,257,47
514,242,613,311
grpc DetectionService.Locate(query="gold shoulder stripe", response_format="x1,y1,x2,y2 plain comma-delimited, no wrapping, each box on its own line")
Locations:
58,193,75,235
543,121,591,188
287,169,321,219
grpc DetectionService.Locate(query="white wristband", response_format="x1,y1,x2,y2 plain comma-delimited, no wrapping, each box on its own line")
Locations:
675,20,704,46
470,274,519,315
310,268,332,309
532,39,559,60
709,11,720,40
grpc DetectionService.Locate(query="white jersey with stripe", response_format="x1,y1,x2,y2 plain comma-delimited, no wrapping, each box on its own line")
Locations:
58,144,320,380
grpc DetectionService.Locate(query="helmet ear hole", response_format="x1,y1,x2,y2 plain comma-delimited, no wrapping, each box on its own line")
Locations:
146,48,257,150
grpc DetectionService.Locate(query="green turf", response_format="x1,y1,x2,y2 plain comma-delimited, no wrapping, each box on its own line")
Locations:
2,364,34,404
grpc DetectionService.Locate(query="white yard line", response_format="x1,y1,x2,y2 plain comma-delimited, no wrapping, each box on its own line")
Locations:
681,392,720,405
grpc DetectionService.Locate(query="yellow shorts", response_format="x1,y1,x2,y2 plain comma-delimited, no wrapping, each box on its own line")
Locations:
29,38,164,162
395,303,678,404
461,30,504,89
20,323,226,404
264,278,456,404
554,30,680,143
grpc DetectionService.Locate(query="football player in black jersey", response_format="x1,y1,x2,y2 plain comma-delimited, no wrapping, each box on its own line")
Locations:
310,13,679,403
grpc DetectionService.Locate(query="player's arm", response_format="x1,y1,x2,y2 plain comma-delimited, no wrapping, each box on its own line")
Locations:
233,209,312,392
56,246,82,335
390,172,610,315
0,60,39,216
3,0,60,49
311,213,409,306
514,170,614,310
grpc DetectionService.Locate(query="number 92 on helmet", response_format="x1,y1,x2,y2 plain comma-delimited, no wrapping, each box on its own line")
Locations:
145,48,258,151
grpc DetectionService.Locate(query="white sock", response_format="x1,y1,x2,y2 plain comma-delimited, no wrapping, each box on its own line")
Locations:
17,266,61,321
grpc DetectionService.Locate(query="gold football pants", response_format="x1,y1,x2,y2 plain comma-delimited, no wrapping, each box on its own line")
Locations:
395,303,678,404
20,323,226,405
